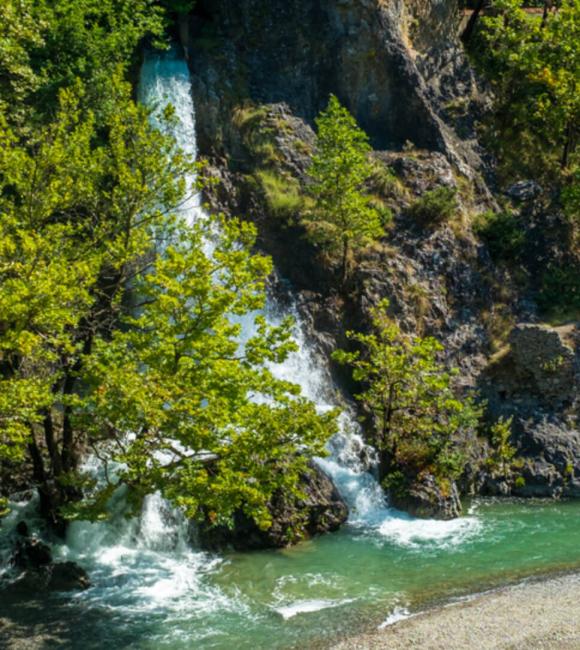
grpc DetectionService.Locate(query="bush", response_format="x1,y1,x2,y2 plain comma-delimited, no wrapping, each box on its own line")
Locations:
538,262,580,317
473,210,526,263
408,187,458,226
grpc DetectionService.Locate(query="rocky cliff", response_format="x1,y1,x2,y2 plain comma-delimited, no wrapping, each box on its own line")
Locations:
179,0,579,514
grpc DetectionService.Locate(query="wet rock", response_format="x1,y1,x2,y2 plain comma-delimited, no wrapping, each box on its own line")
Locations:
12,536,53,570
8,530,90,593
10,561,91,593
198,462,348,551
389,474,462,520
48,561,91,591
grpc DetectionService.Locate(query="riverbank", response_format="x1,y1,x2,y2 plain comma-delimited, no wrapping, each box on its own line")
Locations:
333,572,580,649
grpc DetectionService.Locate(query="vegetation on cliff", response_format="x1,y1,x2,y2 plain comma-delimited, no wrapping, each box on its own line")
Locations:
303,95,382,284
333,300,481,500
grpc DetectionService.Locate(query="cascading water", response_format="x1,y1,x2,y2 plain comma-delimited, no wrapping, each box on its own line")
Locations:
134,50,481,545
4,49,580,650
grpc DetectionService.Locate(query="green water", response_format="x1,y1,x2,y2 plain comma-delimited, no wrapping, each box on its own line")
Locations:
186,498,580,649
2,498,580,648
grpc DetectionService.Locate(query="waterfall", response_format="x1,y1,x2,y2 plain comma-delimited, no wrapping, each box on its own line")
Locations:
0,49,482,643
132,49,478,543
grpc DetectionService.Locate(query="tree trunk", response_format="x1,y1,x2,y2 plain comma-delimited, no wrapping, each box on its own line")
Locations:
461,0,486,44
341,237,349,288
541,0,552,28
561,122,575,169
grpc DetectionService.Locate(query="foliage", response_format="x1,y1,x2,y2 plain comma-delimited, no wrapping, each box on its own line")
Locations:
472,0,579,182
408,187,458,226
77,215,336,527
473,210,526,263
0,0,167,130
538,261,580,316
562,168,580,224
304,95,382,284
486,416,518,474
333,300,481,489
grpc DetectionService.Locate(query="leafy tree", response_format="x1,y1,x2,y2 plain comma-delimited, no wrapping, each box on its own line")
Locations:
333,300,481,488
474,0,579,180
0,76,337,532
304,95,382,285
77,215,337,529
0,0,167,131
0,75,193,527
487,416,518,475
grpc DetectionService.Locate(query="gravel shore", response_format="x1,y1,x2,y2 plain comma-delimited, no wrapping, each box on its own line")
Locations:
333,572,580,649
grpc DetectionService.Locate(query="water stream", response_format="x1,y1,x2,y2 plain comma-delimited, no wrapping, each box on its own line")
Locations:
2,50,580,650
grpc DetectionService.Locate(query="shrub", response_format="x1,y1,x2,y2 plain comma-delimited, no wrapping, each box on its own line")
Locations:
408,187,458,226
538,261,580,318
473,210,526,263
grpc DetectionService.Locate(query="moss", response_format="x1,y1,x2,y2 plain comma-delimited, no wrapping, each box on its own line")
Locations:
231,104,281,166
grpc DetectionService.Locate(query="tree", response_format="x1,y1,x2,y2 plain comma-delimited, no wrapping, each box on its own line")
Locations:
0,76,337,533
0,74,195,528
333,300,481,488
76,215,337,529
304,95,382,285
474,0,579,178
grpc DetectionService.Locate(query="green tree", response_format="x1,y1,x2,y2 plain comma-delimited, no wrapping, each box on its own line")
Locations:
475,0,579,179
0,78,337,533
304,95,382,285
333,300,481,488
76,215,337,529
0,0,167,131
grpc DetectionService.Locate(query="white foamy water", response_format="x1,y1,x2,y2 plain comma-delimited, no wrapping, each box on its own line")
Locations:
274,597,355,620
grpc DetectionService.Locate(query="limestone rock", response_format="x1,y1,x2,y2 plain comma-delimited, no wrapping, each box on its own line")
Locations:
508,324,576,404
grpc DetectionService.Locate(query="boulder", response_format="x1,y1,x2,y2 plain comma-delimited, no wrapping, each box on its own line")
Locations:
48,561,91,591
513,418,580,498
12,535,53,570
505,180,542,202
390,474,462,520
198,462,348,551
8,527,90,593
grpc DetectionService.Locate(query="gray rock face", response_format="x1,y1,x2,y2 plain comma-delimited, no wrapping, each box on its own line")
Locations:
390,475,462,520
515,419,580,498
508,324,577,405
197,462,348,551
481,323,579,497
188,0,493,188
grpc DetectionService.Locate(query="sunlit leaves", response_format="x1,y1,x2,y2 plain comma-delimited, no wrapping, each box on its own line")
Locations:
303,95,382,282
